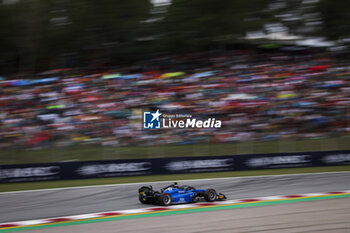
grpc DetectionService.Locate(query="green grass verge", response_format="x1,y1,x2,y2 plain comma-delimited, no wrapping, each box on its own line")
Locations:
1,136,350,165
1,166,349,193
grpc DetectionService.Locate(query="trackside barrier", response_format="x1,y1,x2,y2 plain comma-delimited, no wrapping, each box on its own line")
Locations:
0,150,349,183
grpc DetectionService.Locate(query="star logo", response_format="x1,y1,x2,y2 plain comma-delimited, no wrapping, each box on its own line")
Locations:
151,109,162,122
143,109,162,129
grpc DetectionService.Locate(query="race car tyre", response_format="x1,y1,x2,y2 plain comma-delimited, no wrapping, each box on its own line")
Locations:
139,195,149,204
160,193,172,206
139,186,153,204
204,189,217,202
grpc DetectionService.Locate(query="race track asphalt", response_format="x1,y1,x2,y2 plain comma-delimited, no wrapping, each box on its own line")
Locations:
18,198,350,233
1,172,349,223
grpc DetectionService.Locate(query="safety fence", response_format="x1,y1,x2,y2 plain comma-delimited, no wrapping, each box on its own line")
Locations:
1,150,349,183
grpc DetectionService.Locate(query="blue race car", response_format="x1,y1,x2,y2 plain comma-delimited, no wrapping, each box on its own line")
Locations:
138,182,226,206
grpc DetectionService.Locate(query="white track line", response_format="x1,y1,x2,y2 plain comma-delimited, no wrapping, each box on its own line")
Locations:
1,170,349,195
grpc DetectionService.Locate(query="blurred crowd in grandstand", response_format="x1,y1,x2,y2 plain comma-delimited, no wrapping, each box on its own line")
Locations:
0,49,349,149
